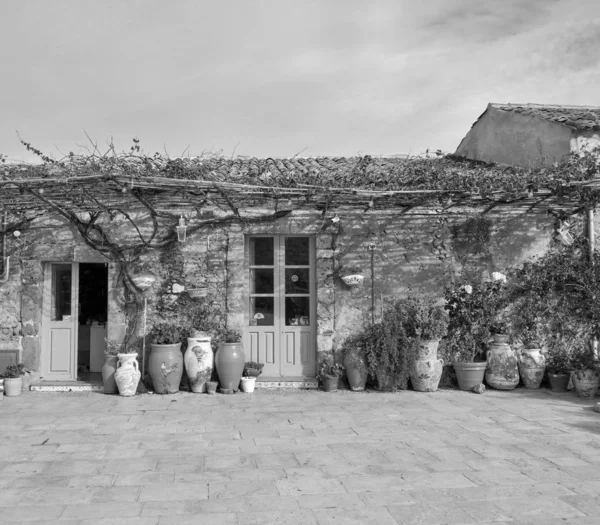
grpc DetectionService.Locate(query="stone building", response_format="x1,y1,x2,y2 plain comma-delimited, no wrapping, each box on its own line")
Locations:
455,103,600,168
0,152,588,388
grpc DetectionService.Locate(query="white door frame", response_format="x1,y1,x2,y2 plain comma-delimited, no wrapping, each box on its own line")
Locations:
42,262,79,381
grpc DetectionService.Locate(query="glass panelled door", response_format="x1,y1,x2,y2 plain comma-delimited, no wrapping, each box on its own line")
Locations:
246,236,316,377
42,263,79,380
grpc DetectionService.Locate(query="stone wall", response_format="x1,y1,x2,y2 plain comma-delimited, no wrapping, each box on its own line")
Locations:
0,201,573,375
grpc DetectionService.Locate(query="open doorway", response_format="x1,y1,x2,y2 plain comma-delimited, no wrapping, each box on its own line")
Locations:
77,263,108,379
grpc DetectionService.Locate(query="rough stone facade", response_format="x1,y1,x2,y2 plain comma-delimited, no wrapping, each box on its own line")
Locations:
0,201,570,377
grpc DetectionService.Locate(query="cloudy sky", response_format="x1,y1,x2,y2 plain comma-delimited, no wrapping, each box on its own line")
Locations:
2,0,599,162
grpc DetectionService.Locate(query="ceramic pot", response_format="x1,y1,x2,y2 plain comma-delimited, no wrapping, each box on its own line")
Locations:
240,376,256,393
206,381,218,395
149,343,184,394
114,353,141,397
215,342,245,393
3,377,22,397
101,354,119,394
410,340,443,392
572,369,600,399
548,372,571,392
343,352,368,391
184,335,213,393
322,376,339,392
518,348,546,389
486,339,519,390
453,362,487,391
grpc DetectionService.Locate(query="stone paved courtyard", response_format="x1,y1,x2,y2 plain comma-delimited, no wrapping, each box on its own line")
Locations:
1,387,600,524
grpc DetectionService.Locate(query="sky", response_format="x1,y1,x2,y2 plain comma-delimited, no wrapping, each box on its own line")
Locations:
2,0,600,163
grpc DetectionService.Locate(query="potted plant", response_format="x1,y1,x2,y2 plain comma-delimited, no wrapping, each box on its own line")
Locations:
443,281,499,391
243,361,264,378
341,331,369,391
114,345,141,397
184,330,213,393
570,344,599,399
317,355,344,392
1,363,27,397
486,311,519,390
102,339,122,394
215,329,245,394
545,343,572,392
339,265,365,287
404,295,448,392
149,323,185,394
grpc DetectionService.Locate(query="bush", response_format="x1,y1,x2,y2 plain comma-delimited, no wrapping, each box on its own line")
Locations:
150,323,185,345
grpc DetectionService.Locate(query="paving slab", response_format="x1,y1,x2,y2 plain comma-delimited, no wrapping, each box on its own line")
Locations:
1,387,600,524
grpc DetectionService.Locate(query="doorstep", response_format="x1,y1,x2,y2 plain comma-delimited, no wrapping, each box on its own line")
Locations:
255,376,318,390
31,374,104,393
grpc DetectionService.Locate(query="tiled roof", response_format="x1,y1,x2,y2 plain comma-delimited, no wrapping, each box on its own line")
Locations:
491,103,600,131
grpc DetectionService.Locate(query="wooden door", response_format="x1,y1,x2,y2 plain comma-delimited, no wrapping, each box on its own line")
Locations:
245,236,316,377
42,263,79,381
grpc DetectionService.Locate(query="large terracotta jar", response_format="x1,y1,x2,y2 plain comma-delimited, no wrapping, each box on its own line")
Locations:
518,348,546,389
343,351,368,391
410,340,444,392
485,335,519,390
453,361,487,391
215,342,245,393
184,334,213,393
572,368,600,399
101,354,119,394
149,343,184,394
114,353,141,397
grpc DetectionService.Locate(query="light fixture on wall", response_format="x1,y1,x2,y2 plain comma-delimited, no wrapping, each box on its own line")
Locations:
176,215,187,242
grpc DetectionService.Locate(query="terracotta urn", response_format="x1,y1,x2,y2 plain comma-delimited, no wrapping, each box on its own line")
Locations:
572,369,600,399
410,340,444,392
114,353,141,397
101,354,119,394
343,351,368,391
215,342,245,393
486,337,519,390
149,343,184,394
518,348,546,389
453,361,487,391
184,335,213,393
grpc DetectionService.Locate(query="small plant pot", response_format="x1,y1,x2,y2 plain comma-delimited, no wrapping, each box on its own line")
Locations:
453,362,487,391
548,372,571,393
240,376,256,393
3,377,23,397
206,381,218,395
322,376,339,392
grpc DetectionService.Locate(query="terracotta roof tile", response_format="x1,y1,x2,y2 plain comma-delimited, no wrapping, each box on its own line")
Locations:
491,103,600,131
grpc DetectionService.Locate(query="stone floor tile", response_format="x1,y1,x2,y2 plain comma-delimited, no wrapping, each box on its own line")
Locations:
359,490,415,506
462,468,537,486
492,496,585,520
0,504,65,523
140,500,197,517
276,477,347,495
313,507,397,525
17,486,97,506
386,502,477,525
79,518,159,525
103,458,158,474
61,501,144,520
402,471,477,490
204,454,256,470
253,452,299,469
237,509,317,525
560,494,600,516
0,461,50,476
456,500,514,522
114,472,174,486
339,474,407,493
92,486,141,502
8,476,70,488
138,482,208,502
0,489,25,507
245,494,301,511
158,512,237,525
208,480,279,499
225,467,287,481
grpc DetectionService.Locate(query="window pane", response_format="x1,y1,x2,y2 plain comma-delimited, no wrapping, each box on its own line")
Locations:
250,269,274,294
52,265,72,321
285,237,309,265
250,297,274,326
285,268,309,294
286,297,310,326
250,237,274,266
